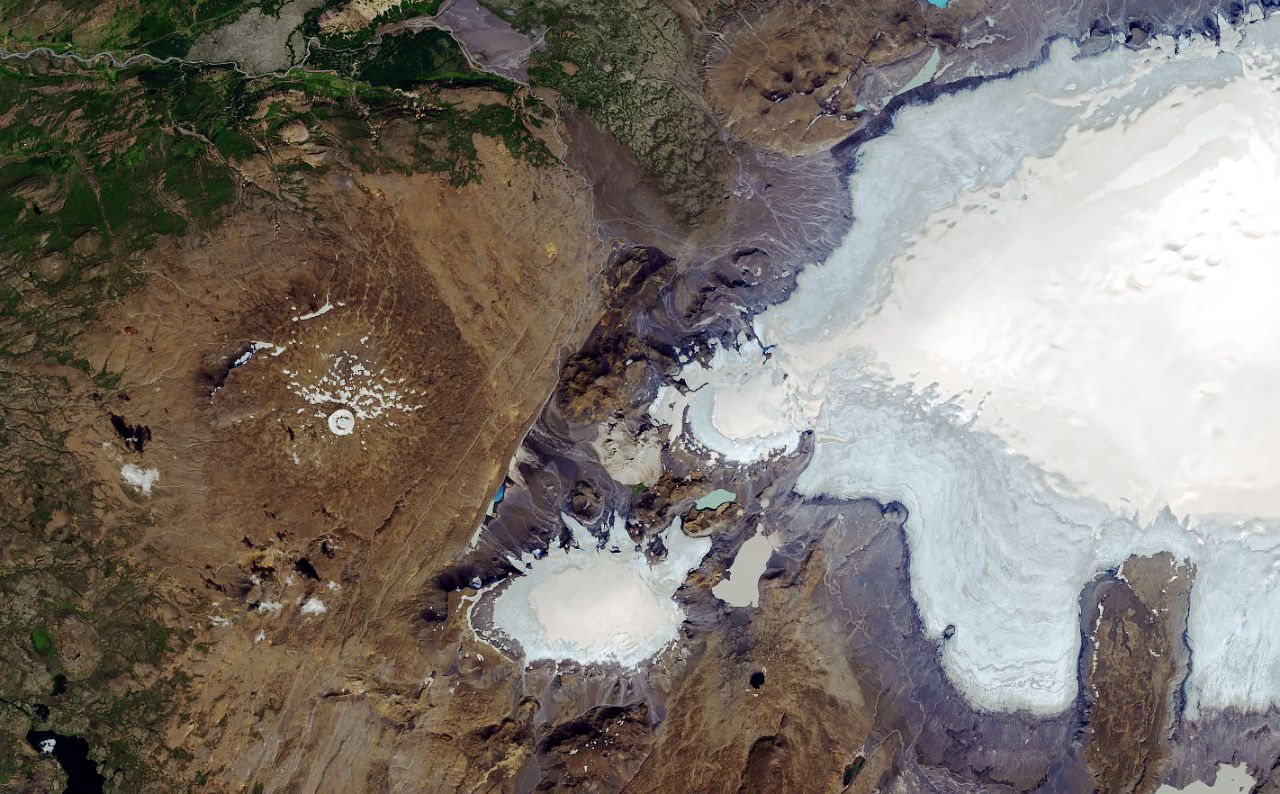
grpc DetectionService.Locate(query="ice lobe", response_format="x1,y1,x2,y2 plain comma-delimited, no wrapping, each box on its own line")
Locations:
486,514,711,667
1156,764,1255,793
684,17,1280,716
649,336,803,464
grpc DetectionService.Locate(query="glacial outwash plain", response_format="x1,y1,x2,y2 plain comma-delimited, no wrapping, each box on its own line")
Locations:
3,0,1280,791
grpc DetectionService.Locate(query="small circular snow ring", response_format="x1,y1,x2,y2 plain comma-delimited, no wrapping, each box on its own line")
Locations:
327,408,356,435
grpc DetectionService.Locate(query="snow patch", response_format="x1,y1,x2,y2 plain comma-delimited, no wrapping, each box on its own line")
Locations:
120,464,159,495
300,597,327,615
233,341,286,367
327,408,355,436
293,298,341,322
285,350,423,426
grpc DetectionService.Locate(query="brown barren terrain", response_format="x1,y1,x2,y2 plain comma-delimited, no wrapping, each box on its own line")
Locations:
67,132,605,789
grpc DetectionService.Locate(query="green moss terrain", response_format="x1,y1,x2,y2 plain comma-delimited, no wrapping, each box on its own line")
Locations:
0,557,191,787
483,0,728,225
0,6,560,785
257,65,554,185
304,17,506,90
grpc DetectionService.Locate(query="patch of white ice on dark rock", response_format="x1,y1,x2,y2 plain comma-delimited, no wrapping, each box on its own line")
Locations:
649,335,804,464
483,513,710,668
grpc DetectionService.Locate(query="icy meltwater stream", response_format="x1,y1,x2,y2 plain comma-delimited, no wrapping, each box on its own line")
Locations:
669,15,1280,716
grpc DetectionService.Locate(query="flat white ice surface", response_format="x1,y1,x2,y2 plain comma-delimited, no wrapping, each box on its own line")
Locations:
327,408,356,436
679,18,1280,715
847,73,1280,523
1156,764,1255,794
487,514,711,667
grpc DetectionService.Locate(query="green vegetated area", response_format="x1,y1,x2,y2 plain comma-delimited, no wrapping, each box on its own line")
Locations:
357,28,479,88
299,0,506,90
206,0,557,182
280,2,556,185
0,557,193,787
0,0,281,56
306,24,499,90
482,0,728,225
258,63,555,185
